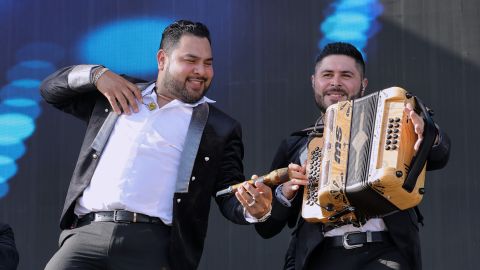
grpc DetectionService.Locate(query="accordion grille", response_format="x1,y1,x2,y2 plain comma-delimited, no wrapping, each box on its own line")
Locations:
346,93,379,189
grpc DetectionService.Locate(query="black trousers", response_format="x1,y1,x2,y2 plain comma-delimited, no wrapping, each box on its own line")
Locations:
45,221,171,270
305,240,411,270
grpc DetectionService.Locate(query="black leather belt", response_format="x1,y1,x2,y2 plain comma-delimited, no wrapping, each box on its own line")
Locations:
324,231,392,249
77,210,165,225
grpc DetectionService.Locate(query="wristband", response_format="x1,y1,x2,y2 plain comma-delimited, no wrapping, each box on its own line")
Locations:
92,67,109,86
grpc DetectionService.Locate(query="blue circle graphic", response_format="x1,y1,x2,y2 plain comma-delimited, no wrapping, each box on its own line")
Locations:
78,17,173,78
0,114,35,144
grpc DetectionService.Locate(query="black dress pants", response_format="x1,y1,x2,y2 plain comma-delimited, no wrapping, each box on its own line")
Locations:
305,240,411,270
45,221,171,270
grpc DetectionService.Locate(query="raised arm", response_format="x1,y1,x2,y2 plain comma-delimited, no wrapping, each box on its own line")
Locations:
40,65,143,121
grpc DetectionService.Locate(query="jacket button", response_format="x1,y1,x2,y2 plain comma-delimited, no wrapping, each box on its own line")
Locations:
92,153,99,159
177,198,181,203
204,156,210,162
105,108,109,113
191,176,196,181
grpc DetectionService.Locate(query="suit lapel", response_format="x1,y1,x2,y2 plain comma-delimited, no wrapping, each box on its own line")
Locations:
90,112,118,154
90,82,152,154
175,102,210,193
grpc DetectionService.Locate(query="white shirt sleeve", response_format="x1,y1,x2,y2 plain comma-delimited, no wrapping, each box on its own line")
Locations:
243,205,272,223
275,184,297,207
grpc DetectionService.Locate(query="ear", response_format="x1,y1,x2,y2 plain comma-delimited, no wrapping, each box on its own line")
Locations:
157,50,167,71
311,74,315,89
361,78,368,95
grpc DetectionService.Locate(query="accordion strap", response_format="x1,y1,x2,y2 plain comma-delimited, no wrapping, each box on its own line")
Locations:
402,96,437,192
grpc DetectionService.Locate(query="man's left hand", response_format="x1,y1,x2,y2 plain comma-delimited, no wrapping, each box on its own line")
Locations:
235,177,272,219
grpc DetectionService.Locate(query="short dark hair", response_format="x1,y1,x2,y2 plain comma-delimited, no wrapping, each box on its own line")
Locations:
159,20,211,52
315,42,366,77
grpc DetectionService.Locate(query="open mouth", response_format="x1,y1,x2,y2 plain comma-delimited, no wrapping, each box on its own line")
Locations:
326,92,346,98
325,90,347,99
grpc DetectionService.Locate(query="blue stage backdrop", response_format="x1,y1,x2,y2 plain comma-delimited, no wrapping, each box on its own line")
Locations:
0,0,478,269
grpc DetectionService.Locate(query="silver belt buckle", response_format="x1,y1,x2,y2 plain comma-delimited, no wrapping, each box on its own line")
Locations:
113,210,131,223
112,210,121,223
342,231,364,249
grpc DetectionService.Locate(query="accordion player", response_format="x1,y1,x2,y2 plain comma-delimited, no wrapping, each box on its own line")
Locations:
302,87,437,225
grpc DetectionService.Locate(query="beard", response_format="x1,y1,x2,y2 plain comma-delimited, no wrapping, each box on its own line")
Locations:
162,67,211,104
315,86,363,113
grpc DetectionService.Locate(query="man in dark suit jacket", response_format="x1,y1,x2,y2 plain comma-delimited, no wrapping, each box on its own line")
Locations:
255,42,450,270
0,223,19,270
40,20,272,270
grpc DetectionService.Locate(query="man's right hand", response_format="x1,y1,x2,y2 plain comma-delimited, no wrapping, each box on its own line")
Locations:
281,163,308,200
95,70,143,115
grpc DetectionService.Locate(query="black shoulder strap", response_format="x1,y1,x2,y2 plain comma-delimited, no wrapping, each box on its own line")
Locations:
290,125,323,137
402,96,437,192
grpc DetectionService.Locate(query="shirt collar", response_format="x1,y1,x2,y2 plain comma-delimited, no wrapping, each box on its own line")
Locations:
143,83,216,108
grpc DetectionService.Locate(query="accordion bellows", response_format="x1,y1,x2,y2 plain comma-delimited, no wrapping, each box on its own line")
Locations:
302,87,426,224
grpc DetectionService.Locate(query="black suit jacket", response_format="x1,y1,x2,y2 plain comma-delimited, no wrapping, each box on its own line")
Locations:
40,65,249,270
256,124,451,270
0,223,19,270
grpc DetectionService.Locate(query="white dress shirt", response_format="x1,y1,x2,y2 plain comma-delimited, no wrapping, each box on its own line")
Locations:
74,84,214,225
